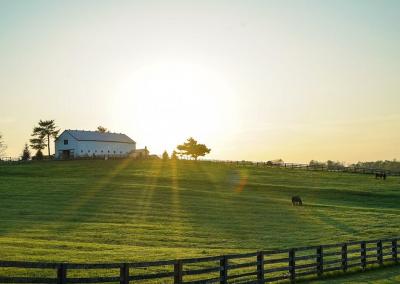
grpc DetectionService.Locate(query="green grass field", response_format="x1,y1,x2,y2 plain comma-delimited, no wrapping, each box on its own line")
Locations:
308,264,400,283
0,159,399,282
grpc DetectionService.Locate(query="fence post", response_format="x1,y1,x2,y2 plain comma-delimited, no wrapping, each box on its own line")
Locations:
120,263,129,284
257,251,264,283
174,260,183,284
316,246,323,277
361,241,367,270
341,243,348,272
289,249,295,283
377,240,383,265
220,256,228,284
392,239,398,263
57,264,67,284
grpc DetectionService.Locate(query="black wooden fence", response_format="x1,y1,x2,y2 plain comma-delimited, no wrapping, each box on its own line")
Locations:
0,237,398,283
202,159,400,177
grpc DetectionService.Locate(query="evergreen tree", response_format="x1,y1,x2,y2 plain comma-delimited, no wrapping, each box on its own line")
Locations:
171,150,178,160
21,143,31,161
0,132,6,158
162,150,169,161
30,137,46,154
31,120,60,156
35,149,44,160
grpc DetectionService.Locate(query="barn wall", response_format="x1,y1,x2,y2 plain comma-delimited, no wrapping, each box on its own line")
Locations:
75,141,136,157
55,132,78,159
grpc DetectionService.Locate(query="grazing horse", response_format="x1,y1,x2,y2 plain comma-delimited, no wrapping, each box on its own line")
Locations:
292,196,303,206
375,173,387,180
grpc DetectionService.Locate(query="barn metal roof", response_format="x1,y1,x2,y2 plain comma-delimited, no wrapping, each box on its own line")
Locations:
60,130,136,144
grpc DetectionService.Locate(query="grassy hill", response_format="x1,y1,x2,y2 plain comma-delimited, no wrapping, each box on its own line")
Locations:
0,159,399,281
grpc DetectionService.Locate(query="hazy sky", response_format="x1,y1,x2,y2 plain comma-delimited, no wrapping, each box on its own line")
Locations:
1,0,399,162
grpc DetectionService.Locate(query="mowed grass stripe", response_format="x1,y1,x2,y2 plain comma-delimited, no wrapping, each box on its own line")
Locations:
1,159,399,265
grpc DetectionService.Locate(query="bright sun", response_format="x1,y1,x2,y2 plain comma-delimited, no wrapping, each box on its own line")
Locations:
113,60,239,153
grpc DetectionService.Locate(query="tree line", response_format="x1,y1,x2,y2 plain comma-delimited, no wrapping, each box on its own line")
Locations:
2,128,399,170
353,160,400,172
1,120,213,162
162,137,211,161
308,159,400,172
309,160,346,170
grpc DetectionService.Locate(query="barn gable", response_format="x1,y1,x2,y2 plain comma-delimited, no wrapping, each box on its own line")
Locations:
57,130,135,144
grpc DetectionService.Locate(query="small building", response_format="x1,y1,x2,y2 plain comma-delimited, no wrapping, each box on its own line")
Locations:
130,146,149,159
55,130,136,159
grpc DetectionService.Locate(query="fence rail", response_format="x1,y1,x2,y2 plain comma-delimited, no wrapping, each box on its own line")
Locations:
2,156,399,176
202,159,400,177
0,157,21,162
1,237,399,283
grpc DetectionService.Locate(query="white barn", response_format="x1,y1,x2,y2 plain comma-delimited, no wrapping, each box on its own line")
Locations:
55,130,136,159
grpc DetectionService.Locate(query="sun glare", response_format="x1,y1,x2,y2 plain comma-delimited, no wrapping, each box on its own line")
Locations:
113,60,239,153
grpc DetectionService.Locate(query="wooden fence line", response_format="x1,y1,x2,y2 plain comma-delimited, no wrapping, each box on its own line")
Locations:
2,156,399,176
202,159,400,177
0,237,399,283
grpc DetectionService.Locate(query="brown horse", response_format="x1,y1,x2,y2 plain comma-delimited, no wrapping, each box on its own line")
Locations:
375,173,387,180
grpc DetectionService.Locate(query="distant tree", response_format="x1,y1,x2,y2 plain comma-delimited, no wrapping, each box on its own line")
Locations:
162,150,169,161
0,132,6,158
21,143,31,161
35,149,44,160
193,144,210,160
352,160,400,172
269,159,284,166
97,126,109,133
31,120,60,157
30,137,46,159
326,160,345,170
176,137,211,160
309,160,325,168
171,150,178,160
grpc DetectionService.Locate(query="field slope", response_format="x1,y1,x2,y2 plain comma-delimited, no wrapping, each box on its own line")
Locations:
0,159,400,281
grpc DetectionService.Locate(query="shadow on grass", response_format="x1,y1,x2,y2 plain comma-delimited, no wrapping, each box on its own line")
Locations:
297,262,400,283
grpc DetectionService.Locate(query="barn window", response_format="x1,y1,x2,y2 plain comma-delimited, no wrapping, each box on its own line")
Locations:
81,150,83,153
113,151,116,154
64,140,68,145
108,150,110,153
95,150,97,153
101,150,103,153
120,151,122,154
88,150,91,153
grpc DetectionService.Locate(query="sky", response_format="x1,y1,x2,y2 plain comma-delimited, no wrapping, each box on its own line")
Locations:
0,0,399,163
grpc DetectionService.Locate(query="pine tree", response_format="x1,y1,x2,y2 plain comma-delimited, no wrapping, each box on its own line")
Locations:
31,120,60,157
35,149,44,160
162,150,169,161
171,150,178,160
30,138,46,155
21,143,31,161
0,132,6,158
